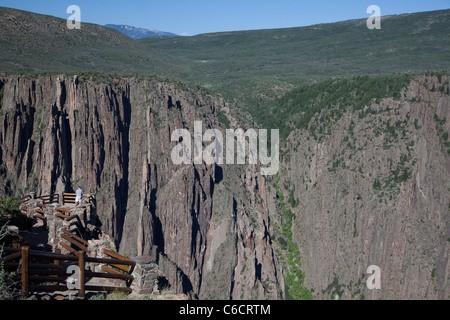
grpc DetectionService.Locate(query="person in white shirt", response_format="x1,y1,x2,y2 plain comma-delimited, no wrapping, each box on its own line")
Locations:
75,186,83,206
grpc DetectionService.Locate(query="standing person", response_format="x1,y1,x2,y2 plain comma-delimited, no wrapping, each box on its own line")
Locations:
75,186,83,206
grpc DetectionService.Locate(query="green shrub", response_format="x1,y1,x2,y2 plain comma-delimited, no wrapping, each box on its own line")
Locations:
0,197,33,230
217,110,230,128
263,74,412,139
278,237,288,250
373,179,382,191
0,197,21,216
0,261,18,300
0,224,18,300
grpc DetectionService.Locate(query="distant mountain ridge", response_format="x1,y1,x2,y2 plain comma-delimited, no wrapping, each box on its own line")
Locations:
105,24,178,39
0,6,184,75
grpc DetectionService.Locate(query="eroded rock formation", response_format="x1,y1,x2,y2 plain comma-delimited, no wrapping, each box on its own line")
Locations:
0,75,282,299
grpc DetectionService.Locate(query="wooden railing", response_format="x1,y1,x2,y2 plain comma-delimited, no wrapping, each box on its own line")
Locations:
62,193,76,205
21,195,31,205
37,194,59,205
63,193,94,205
54,207,71,219
1,246,136,299
59,229,89,256
9,231,30,248
20,195,31,216
19,205,28,216
33,207,46,221
101,249,134,275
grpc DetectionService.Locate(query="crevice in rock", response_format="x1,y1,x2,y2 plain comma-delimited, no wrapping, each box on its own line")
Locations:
229,196,239,299
115,88,131,246
60,108,73,194
150,188,164,253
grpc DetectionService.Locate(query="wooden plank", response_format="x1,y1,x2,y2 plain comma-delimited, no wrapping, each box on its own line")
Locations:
29,285,68,292
66,215,80,222
55,207,71,213
15,275,66,283
78,251,85,299
0,251,22,263
102,249,132,273
102,248,132,262
110,263,131,273
10,263,64,270
59,241,78,256
101,265,123,275
55,212,70,219
63,193,77,196
21,247,29,297
39,194,58,199
85,256,136,266
34,208,45,214
33,213,46,220
3,247,135,266
85,270,134,281
84,286,132,293
54,249,61,285
43,196,59,204
28,269,70,276
61,229,89,246
1,247,20,253
61,234,87,252
30,276,65,283
28,250,78,262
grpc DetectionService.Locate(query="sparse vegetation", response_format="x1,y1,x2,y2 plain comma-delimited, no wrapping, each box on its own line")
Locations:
273,174,312,300
0,197,33,231
0,219,18,300
140,10,450,110
262,74,412,140
217,109,230,128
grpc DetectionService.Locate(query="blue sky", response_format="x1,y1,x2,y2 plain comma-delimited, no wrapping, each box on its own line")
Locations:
2,0,449,35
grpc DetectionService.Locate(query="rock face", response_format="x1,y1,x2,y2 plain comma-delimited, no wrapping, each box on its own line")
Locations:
0,75,282,299
274,75,450,299
0,74,449,300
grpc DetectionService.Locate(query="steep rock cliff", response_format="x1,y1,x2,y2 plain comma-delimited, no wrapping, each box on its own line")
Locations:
274,75,450,299
0,75,283,299
1,74,448,300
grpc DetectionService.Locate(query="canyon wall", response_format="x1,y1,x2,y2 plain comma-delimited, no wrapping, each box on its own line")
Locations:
275,75,450,299
0,75,282,299
0,74,449,299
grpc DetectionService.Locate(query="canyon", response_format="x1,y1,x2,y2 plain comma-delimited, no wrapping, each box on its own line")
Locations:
0,74,449,299
0,75,283,299
0,6,449,300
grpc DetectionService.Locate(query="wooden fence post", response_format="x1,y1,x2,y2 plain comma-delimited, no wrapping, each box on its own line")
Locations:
21,246,29,297
53,249,61,285
77,250,85,299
